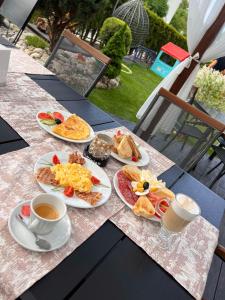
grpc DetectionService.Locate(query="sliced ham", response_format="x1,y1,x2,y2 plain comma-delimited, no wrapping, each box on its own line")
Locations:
117,171,138,206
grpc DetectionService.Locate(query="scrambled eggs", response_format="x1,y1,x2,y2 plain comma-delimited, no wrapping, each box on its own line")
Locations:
51,163,93,192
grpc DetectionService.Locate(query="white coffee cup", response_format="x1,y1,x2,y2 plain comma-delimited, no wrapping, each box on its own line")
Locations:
29,194,67,235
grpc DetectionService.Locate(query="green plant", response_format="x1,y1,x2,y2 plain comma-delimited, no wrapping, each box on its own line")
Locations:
145,0,168,17
146,8,187,52
171,0,188,35
25,35,48,49
102,24,128,79
99,17,132,52
195,66,225,112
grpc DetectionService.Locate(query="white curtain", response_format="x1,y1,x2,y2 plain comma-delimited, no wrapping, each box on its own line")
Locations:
137,0,225,120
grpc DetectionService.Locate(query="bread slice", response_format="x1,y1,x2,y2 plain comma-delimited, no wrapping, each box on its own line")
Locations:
122,165,141,181
117,136,132,158
127,135,142,159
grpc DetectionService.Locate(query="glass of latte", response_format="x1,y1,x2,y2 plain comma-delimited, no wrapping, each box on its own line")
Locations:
157,193,201,249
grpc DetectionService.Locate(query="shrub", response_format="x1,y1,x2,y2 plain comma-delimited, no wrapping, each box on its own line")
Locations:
102,25,127,79
25,35,49,49
99,17,132,52
146,8,187,52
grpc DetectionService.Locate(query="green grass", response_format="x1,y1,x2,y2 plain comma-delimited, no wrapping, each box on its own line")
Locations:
88,62,162,123
25,35,48,49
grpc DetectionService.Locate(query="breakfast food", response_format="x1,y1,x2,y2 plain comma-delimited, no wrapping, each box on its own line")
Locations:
133,196,155,218
36,152,103,206
113,130,141,161
38,111,91,140
122,165,141,182
116,165,175,220
52,115,90,140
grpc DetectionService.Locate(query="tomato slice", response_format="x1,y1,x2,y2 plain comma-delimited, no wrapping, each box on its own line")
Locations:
53,112,64,123
21,205,31,217
91,176,101,185
64,186,74,197
52,154,60,165
38,112,53,120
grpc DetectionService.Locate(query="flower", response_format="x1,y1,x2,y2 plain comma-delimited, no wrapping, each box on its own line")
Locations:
194,66,225,112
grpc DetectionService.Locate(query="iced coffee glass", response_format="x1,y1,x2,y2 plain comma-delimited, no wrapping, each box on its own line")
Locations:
157,193,201,249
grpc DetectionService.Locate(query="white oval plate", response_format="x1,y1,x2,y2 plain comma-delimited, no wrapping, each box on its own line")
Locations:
106,132,149,167
8,200,71,252
113,171,159,222
36,109,95,143
34,151,112,208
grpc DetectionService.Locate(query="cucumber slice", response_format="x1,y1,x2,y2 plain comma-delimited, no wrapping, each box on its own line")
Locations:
40,119,56,125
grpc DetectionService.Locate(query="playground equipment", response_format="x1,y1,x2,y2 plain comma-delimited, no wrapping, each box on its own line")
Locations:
150,42,190,78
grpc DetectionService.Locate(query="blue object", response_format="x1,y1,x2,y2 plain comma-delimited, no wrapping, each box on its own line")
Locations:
150,50,180,78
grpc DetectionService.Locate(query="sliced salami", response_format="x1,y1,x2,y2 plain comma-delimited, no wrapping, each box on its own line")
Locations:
117,171,138,206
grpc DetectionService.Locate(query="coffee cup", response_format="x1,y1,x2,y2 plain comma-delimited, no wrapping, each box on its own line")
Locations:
29,194,67,235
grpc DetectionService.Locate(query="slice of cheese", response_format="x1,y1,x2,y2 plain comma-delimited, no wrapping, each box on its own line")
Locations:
133,196,155,218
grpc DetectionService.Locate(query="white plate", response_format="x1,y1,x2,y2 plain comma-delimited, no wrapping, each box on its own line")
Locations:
113,171,159,222
34,151,112,208
36,109,95,143
8,200,71,252
106,132,149,167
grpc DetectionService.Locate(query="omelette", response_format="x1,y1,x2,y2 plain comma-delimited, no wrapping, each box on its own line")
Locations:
52,114,90,140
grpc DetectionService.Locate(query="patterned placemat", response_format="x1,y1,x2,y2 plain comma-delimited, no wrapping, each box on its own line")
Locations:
8,49,53,75
1,73,55,102
110,207,218,300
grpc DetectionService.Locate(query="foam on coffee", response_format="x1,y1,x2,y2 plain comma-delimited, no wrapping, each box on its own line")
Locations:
172,194,200,221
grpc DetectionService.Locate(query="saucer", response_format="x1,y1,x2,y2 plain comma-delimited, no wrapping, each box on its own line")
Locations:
8,200,71,252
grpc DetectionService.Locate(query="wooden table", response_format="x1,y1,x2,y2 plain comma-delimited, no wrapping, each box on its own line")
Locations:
0,43,224,299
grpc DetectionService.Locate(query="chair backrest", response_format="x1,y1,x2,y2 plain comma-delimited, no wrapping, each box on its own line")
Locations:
0,0,38,29
45,30,111,97
134,88,225,171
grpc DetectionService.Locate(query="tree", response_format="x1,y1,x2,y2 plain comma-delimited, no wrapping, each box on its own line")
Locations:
41,0,101,51
102,24,128,79
145,0,168,18
170,0,188,35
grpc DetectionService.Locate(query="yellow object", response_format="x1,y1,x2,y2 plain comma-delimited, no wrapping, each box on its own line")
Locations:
51,163,93,192
52,115,90,140
133,196,155,218
137,182,143,188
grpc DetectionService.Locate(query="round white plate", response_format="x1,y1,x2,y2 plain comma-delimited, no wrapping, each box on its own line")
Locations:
34,151,112,208
8,200,71,252
113,171,159,222
36,109,95,143
106,132,149,167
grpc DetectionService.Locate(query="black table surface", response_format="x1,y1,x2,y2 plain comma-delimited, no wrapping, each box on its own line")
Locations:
0,72,224,300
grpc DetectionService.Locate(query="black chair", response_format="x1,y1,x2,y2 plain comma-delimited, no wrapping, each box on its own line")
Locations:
206,145,225,187
0,0,40,43
133,88,225,172
45,29,111,97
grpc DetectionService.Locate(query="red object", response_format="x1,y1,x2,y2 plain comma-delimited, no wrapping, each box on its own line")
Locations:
53,112,64,123
91,176,100,185
131,156,138,162
64,186,74,197
117,130,122,136
21,205,31,217
52,154,60,165
38,112,53,120
161,42,190,62
117,171,138,205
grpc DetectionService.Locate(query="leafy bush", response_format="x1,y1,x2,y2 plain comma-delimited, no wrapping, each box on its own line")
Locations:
102,25,127,79
99,17,132,52
146,8,187,52
195,66,225,112
145,0,168,17
25,35,49,49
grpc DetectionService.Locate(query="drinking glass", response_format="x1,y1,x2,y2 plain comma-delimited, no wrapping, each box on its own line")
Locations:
156,193,201,250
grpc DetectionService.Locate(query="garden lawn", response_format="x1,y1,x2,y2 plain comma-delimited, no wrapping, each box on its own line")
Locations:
88,62,162,123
